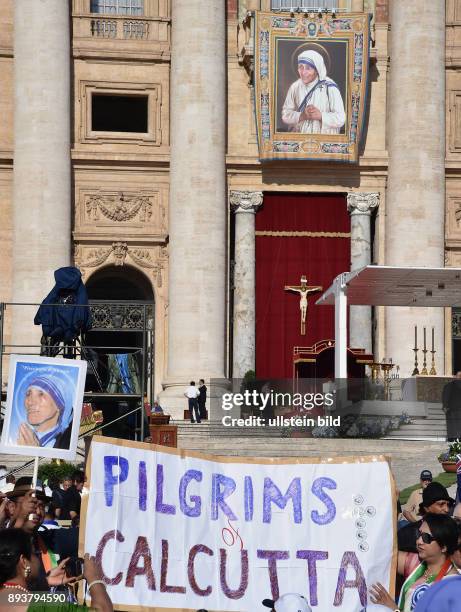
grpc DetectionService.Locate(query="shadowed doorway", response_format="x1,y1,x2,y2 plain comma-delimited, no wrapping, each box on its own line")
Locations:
84,265,155,440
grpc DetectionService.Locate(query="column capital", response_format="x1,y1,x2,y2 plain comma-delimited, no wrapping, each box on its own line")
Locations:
347,192,380,215
230,190,263,214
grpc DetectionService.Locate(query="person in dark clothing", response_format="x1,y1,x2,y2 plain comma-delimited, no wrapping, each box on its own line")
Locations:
4,480,74,592
34,266,91,356
442,372,461,441
398,481,455,553
51,476,72,520
198,379,207,420
66,471,85,520
0,528,113,610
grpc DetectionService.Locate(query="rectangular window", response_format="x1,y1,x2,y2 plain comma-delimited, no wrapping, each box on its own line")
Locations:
271,1,341,10
90,0,143,15
91,94,148,133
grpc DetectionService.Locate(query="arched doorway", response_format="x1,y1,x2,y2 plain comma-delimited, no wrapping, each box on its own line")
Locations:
85,265,155,440
86,265,154,301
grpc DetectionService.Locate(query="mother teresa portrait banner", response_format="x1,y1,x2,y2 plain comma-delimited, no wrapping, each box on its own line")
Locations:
254,11,370,162
0,355,87,460
82,437,396,611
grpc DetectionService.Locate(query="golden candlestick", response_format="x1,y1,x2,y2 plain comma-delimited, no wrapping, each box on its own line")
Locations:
370,362,381,383
412,325,419,376
429,326,436,375
421,349,428,375
380,359,394,401
412,348,419,376
429,351,437,376
420,326,428,375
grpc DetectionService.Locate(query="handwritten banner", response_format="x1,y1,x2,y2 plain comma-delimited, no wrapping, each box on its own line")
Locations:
81,437,396,611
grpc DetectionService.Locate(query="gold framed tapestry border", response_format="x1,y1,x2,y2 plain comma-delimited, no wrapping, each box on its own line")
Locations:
254,11,370,163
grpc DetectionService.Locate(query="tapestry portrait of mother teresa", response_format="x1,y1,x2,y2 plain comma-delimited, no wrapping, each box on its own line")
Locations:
254,11,370,162
277,44,347,135
1,355,87,460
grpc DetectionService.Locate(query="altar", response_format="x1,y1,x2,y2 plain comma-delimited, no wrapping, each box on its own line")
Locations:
402,376,453,403
293,339,373,380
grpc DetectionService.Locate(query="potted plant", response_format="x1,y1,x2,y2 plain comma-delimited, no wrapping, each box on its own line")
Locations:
438,439,461,473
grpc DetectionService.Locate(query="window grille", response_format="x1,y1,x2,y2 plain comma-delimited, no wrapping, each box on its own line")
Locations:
90,0,144,16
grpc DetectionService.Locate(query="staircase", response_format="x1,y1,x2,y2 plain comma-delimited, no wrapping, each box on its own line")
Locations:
0,423,449,493
387,404,447,440
0,454,35,479
176,422,448,490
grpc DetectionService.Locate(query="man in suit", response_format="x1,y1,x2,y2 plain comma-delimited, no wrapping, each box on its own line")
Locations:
198,379,207,420
442,372,461,440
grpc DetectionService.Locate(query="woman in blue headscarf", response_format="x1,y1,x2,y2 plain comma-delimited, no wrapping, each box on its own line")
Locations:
281,49,345,134
16,376,74,450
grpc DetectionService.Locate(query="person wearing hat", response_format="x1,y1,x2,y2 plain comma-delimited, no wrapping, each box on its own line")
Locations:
4,478,79,593
12,375,74,450
263,593,312,612
5,478,49,534
281,49,345,134
402,471,434,525
398,482,455,554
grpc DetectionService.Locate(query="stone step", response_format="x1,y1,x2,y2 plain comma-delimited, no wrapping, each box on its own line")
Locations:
176,436,446,490
395,420,446,428
177,433,445,450
0,439,86,480
0,455,35,475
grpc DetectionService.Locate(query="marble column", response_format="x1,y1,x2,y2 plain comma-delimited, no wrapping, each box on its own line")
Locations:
385,0,445,376
161,1,226,417
230,191,263,378
12,0,71,345
347,192,379,354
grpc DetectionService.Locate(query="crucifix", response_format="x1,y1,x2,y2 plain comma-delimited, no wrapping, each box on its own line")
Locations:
284,275,323,335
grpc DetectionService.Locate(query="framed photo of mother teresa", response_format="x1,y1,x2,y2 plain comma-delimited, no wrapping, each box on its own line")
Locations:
254,11,370,162
0,355,87,460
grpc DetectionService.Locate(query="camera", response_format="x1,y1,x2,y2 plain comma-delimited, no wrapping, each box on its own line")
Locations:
65,557,84,578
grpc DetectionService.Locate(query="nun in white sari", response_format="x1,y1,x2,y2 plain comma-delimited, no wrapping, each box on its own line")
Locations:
281,49,346,134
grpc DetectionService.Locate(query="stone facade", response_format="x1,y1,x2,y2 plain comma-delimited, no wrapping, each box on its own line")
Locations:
1,0,461,398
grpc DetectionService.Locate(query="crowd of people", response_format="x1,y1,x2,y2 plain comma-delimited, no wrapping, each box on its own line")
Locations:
0,472,112,611
370,470,461,611
0,462,460,611
261,475,461,612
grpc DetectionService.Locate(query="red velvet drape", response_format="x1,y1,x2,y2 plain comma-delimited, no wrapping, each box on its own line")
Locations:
255,193,350,378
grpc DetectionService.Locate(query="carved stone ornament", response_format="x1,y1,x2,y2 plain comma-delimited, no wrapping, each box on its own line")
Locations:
77,246,113,268
455,206,461,229
85,193,153,223
75,243,168,288
347,192,380,215
112,242,128,265
230,190,263,214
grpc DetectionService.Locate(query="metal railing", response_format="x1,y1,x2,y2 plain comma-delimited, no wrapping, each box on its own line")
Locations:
270,1,346,10
0,301,154,444
90,18,150,38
